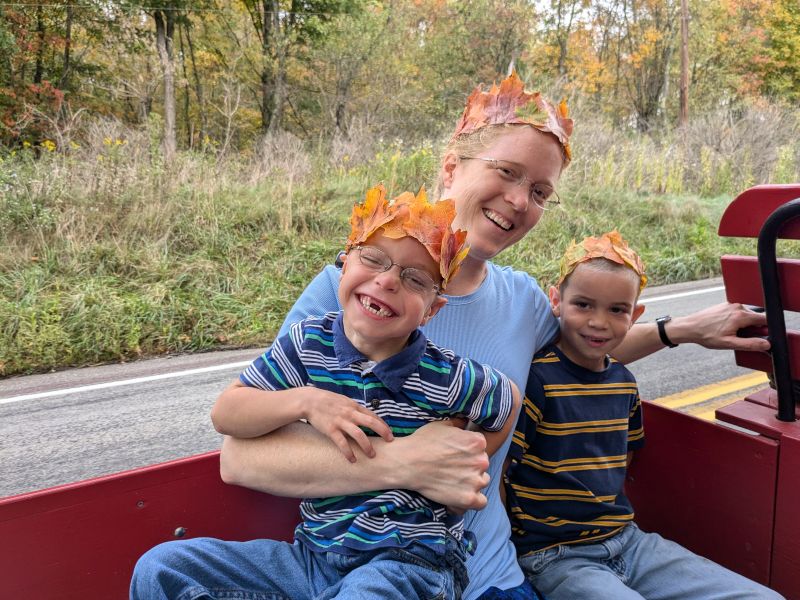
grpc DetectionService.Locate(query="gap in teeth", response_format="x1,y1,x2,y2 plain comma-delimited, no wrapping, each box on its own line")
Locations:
360,295,393,317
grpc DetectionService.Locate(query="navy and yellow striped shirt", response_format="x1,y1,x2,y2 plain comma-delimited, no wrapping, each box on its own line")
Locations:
505,344,644,556
241,311,513,555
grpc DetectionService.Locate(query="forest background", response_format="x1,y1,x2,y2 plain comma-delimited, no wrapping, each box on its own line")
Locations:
1,0,799,376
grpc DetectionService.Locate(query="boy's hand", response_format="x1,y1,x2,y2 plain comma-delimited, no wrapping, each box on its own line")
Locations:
304,390,394,463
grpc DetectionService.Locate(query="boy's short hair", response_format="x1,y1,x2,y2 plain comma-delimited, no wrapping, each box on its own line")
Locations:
346,184,469,291
557,230,647,295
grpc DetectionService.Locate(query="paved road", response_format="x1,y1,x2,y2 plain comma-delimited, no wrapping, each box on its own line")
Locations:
0,278,788,497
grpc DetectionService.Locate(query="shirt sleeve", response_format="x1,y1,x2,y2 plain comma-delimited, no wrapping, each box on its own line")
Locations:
277,264,342,338
510,370,546,461
627,388,645,451
447,358,513,432
240,320,309,390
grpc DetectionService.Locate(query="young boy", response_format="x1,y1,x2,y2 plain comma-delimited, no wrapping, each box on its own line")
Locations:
206,184,518,599
504,232,783,600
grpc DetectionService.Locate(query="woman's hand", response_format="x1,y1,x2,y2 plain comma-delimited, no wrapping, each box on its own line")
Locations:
304,390,394,463
671,302,770,352
394,419,491,511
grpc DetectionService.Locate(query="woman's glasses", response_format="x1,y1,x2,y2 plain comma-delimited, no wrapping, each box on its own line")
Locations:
351,245,440,295
459,156,561,210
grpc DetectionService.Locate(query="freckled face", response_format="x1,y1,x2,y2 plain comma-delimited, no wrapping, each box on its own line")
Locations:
442,127,564,262
550,263,645,371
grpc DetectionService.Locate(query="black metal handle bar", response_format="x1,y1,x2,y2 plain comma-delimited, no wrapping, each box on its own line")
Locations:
757,197,800,422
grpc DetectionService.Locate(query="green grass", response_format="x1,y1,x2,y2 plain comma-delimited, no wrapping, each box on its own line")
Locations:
0,120,795,377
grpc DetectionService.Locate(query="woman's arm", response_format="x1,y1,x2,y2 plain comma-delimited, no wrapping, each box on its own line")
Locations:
611,302,769,364
219,419,493,511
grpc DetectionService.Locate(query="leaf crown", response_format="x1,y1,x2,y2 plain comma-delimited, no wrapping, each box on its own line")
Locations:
345,184,470,291
558,230,647,293
451,71,574,163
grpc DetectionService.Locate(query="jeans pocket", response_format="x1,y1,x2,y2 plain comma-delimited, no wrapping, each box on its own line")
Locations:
519,545,565,577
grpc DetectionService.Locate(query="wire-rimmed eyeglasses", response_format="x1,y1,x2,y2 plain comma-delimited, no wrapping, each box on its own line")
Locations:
459,156,561,210
350,245,441,295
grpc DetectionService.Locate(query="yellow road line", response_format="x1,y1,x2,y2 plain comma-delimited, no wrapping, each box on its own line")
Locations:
652,372,769,410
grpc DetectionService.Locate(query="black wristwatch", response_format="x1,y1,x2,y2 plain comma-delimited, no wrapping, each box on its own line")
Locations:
656,315,678,348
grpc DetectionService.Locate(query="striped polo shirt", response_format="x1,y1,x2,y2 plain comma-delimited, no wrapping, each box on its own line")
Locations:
240,311,514,555
505,344,644,557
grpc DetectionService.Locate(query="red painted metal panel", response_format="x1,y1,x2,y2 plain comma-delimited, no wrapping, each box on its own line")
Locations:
626,401,778,584
734,332,800,380
743,388,780,410
714,401,800,599
0,451,300,600
718,185,800,238
721,255,800,310
772,434,800,600
716,400,800,439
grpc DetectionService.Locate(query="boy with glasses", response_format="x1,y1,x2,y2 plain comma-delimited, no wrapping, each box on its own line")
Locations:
132,184,519,600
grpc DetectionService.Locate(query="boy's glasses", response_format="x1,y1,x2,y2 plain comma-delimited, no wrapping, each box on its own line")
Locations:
351,245,441,295
459,156,561,210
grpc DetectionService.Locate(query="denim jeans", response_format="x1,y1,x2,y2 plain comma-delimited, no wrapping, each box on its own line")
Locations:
130,536,468,600
519,523,784,600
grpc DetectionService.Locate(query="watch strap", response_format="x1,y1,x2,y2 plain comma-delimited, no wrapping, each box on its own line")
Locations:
656,316,678,348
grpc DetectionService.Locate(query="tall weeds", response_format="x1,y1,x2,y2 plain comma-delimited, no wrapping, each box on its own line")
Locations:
1,101,798,376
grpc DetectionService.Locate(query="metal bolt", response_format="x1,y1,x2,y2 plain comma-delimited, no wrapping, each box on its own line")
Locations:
174,527,187,538
137,501,145,508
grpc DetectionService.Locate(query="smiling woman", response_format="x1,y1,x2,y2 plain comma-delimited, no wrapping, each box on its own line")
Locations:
168,72,771,600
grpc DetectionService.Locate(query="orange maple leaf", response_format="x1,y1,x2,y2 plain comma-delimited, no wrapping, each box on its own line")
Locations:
345,184,395,251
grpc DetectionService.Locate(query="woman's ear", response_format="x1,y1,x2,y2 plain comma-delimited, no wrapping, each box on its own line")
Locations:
441,152,459,189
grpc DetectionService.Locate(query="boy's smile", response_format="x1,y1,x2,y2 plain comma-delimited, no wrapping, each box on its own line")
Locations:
549,263,645,371
338,233,447,362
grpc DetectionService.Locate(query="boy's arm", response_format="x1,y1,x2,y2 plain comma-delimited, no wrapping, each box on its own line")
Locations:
211,380,393,462
211,379,306,438
477,381,521,457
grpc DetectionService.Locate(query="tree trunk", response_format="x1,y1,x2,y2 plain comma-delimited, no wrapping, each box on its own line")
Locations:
679,0,689,126
154,9,177,163
59,6,73,89
184,21,207,141
259,0,273,132
267,0,286,134
178,24,192,147
33,5,45,85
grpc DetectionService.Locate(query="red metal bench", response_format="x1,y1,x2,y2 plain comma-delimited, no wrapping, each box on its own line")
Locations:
0,451,300,599
627,184,800,600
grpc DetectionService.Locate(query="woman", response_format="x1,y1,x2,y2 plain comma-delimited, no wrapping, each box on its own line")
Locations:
219,73,768,599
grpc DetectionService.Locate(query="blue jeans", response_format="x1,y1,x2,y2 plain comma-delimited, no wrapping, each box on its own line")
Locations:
520,523,784,600
130,536,468,600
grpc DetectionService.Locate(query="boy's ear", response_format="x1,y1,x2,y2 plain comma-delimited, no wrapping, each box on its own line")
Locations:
631,303,645,325
441,152,459,188
548,286,562,317
421,296,448,326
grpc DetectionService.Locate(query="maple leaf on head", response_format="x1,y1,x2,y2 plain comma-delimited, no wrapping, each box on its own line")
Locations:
451,71,574,164
440,225,470,285
558,230,647,293
345,185,469,291
345,184,395,252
